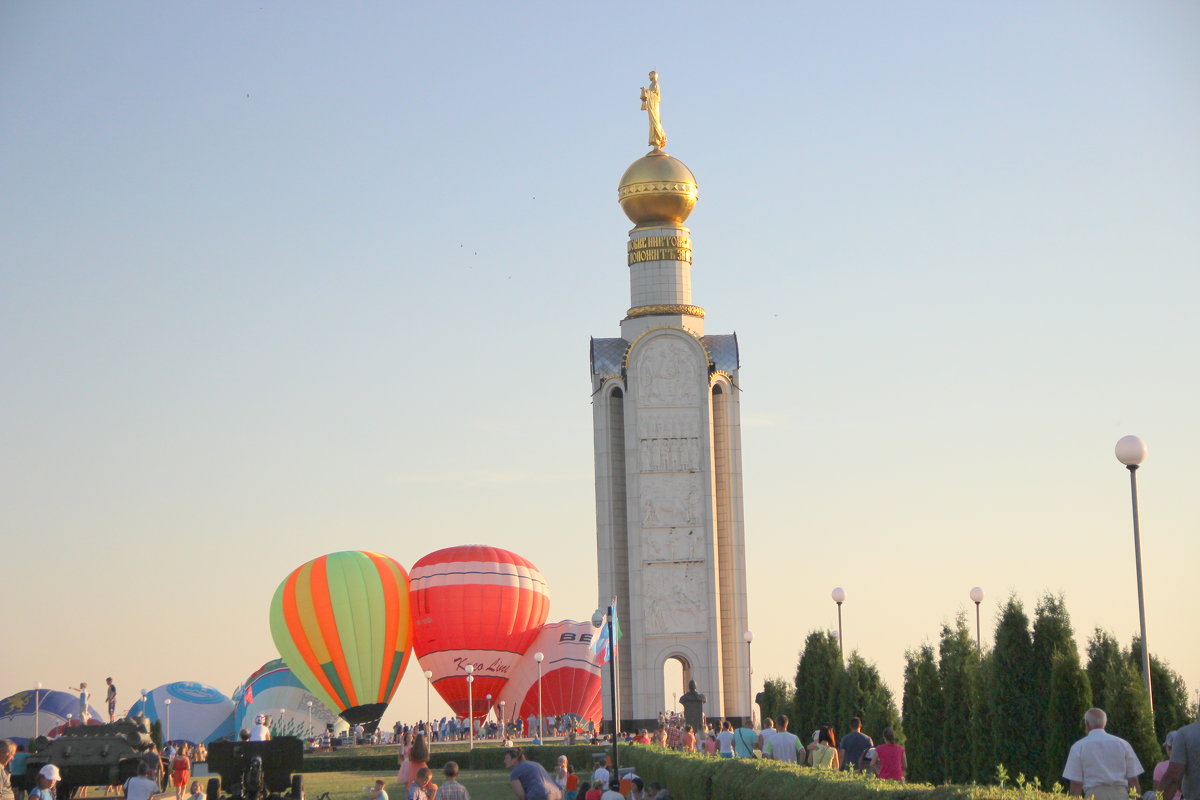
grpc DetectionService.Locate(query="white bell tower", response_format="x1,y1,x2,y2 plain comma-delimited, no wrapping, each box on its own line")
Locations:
590,93,750,731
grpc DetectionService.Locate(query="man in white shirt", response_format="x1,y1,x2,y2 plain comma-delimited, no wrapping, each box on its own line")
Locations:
591,761,610,787
249,715,272,741
1062,707,1143,800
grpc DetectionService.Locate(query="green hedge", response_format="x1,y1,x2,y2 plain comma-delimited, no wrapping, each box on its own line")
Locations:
616,745,1071,800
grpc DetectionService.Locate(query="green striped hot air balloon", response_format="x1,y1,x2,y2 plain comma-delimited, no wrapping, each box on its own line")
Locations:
268,551,413,732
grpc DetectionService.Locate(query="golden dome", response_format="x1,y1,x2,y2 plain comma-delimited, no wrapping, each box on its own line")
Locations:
618,149,698,225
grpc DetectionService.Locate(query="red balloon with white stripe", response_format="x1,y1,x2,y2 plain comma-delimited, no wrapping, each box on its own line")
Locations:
496,619,603,726
409,545,550,719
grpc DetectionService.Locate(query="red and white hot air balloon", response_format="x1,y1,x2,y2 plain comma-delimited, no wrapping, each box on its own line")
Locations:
497,620,603,726
409,545,550,719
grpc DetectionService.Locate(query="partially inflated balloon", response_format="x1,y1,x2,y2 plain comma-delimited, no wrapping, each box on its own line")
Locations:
496,620,603,724
0,690,106,746
234,658,347,739
410,545,549,718
269,551,413,730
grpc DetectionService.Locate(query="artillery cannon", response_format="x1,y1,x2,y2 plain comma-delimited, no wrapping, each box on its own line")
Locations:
205,738,304,800
22,717,162,799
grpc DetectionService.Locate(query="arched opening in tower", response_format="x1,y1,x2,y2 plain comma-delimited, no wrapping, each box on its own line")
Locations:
661,654,692,715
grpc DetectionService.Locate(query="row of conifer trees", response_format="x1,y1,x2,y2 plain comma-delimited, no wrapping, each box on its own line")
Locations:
756,593,1193,790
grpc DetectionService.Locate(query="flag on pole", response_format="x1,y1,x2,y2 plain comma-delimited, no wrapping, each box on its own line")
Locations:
591,600,622,665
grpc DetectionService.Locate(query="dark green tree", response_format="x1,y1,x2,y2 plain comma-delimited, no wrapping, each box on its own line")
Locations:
902,644,943,783
758,676,795,729
1086,628,1123,706
1129,637,1192,742
1031,594,1079,786
1045,648,1092,791
990,596,1040,778
793,630,843,739
838,651,900,743
969,651,996,782
939,613,979,784
1100,656,1159,787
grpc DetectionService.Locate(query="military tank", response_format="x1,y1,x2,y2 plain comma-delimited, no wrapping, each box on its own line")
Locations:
205,738,303,800
22,717,163,799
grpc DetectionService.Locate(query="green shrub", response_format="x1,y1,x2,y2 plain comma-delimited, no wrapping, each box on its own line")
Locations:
303,754,401,773
580,745,1075,800
618,745,716,800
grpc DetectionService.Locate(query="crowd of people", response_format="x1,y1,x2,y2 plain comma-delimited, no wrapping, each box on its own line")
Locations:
609,712,902,777
5,694,1195,800
386,715,597,747
503,748,672,800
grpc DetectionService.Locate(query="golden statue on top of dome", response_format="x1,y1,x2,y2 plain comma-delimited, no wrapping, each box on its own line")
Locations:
640,71,666,150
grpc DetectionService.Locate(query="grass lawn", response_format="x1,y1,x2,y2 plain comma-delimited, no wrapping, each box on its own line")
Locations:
302,770,513,800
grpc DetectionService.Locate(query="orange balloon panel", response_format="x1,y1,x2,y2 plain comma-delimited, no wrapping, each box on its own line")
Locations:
410,545,550,718
496,620,603,724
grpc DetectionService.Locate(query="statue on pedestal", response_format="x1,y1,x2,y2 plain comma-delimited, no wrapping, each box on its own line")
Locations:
679,679,705,733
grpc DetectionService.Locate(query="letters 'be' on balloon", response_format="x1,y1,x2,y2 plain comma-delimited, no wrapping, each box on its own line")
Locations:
269,550,413,731
410,545,549,719
497,619,603,724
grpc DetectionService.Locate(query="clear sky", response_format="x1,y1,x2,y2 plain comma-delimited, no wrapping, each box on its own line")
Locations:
2,1,1198,728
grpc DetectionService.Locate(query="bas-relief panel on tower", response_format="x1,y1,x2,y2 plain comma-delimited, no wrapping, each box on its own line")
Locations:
642,562,707,635
643,528,702,562
633,336,701,406
640,473,702,528
638,409,701,473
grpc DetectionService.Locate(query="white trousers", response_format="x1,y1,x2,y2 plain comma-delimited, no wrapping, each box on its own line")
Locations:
1084,784,1130,800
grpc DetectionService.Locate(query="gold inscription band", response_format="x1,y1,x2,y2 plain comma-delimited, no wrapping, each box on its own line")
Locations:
627,234,693,266
625,304,705,319
629,248,692,264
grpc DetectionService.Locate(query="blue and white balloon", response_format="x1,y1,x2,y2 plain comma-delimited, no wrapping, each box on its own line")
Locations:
0,689,106,746
129,681,235,744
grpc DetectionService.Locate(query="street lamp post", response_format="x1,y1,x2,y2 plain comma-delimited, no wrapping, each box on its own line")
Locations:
499,700,506,728
34,683,42,740
592,605,619,783
743,630,754,727
964,587,984,657
1116,435,1154,711
465,665,475,750
534,652,545,741
486,695,493,738
307,701,313,737
424,670,433,729
831,587,846,661
164,699,172,743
